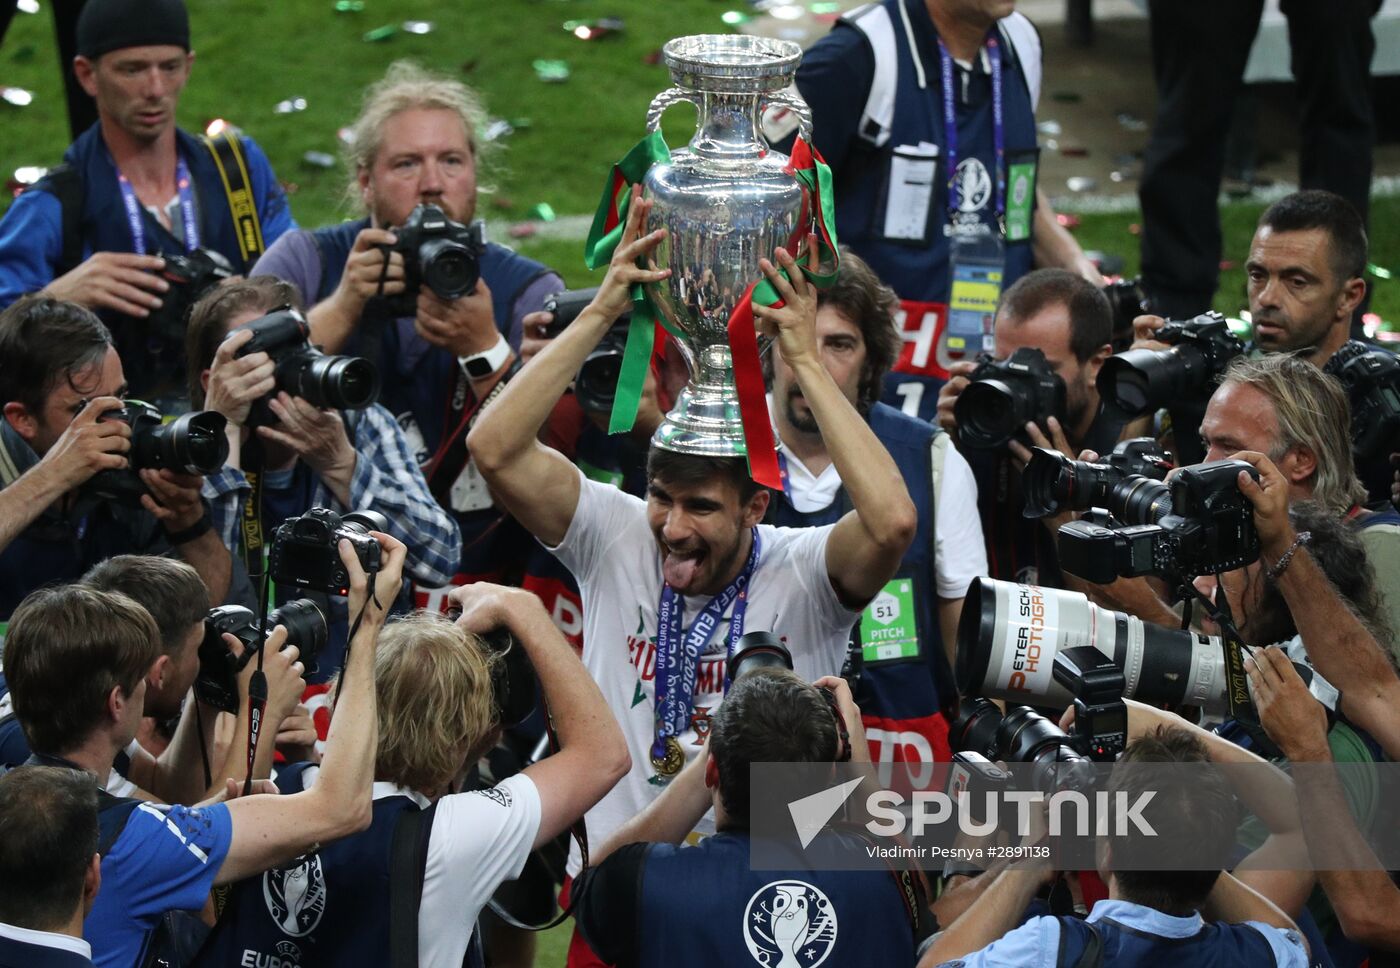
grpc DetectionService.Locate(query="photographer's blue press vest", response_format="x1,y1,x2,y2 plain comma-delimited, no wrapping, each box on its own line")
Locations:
767,404,957,757
638,832,915,967
311,220,552,581
796,0,1039,417
194,764,434,968
1055,914,1284,967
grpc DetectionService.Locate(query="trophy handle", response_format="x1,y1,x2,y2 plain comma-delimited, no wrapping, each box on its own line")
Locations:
761,89,813,145
646,87,697,132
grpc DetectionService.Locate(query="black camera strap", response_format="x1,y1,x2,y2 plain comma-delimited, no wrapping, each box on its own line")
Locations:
201,128,266,271
425,356,521,507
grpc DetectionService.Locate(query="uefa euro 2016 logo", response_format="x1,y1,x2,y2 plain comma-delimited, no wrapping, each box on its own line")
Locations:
263,855,327,938
741,879,838,967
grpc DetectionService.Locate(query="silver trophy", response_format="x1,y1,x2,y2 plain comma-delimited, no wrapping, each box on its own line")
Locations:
642,34,814,457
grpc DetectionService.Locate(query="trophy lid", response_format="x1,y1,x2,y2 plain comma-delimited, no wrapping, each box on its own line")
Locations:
661,34,802,94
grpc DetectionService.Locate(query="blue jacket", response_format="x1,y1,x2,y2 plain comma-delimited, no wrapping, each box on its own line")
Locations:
0,124,294,398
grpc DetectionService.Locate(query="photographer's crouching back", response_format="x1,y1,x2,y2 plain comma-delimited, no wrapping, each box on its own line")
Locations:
194,582,629,968
919,727,1309,968
572,664,925,968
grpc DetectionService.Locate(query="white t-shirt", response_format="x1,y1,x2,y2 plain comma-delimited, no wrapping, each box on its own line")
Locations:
548,472,859,873
774,430,987,599
299,767,541,968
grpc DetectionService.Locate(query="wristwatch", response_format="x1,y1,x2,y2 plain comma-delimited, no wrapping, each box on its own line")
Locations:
459,335,511,379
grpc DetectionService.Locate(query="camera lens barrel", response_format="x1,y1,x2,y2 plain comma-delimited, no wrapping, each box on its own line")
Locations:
956,577,1233,714
420,238,481,300
284,353,381,412
956,379,1028,450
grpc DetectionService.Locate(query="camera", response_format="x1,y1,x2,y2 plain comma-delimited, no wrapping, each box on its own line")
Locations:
1097,311,1244,420
268,507,387,596
728,631,794,683
1326,341,1400,461
230,307,380,422
479,629,539,729
83,401,229,505
544,288,633,414
148,248,235,342
950,697,1099,796
1101,277,1149,353
956,576,1333,717
1022,437,1172,519
1056,459,1260,582
195,599,328,713
381,203,486,316
954,347,1067,450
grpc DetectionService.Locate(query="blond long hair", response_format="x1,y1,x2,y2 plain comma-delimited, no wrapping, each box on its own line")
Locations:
1218,353,1368,514
372,612,499,795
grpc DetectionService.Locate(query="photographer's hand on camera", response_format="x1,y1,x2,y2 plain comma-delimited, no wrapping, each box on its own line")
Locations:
139,467,207,534
414,278,500,362
42,252,170,318
518,310,555,366
255,393,358,504
275,703,322,765
934,360,980,436
1249,646,1330,762
33,396,131,493
813,675,867,765
308,228,406,353
447,579,532,635
345,531,407,625
205,328,276,433
1229,450,1296,561
1130,313,1170,352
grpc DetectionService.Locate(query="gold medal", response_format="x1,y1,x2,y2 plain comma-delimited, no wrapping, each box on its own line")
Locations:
650,735,685,778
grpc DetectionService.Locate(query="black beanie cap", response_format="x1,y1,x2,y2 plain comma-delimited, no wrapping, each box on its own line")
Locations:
76,0,190,61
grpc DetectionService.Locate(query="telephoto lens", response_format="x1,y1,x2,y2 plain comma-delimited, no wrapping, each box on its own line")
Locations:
956,576,1231,713
949,696,1005,760
1021,438,1171,519
281,353,380,412
1096,312,1243,418
995,706,1097,795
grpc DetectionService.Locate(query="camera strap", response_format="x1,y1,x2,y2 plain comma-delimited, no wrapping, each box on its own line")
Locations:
424,356,521,506
201,128,266,270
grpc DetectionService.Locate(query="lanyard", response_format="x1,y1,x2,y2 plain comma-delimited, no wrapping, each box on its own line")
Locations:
937,33,1005,226
116,156,200,255
652,528,761,755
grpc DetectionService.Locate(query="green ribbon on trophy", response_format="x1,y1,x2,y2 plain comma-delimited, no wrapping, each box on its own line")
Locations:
583,130,841,487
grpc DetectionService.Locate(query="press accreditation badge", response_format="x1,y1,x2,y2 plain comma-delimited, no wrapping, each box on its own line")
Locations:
882,143,939,242
945,229,1004,357
860,578,921,665
1004,154,1038,243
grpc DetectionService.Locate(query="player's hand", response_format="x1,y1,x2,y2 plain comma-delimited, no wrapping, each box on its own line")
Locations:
591,186,669,322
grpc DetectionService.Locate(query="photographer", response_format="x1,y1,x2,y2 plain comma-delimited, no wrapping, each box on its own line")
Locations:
0,555,276,807
1135,191,1396,506
252,61,563,593
766,249,985,766
467,196,915,964
185,277,461,679
572,669,923,967
1088,354,1400,662
0,297,232,623
0,767,103,967
3,532,405,967
0,0,294,403
1253,646,1400,952
195,581,628,966
920,727,1308,967
935,269,1116,587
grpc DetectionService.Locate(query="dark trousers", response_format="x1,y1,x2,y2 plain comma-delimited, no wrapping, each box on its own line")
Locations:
1139,0,1378,319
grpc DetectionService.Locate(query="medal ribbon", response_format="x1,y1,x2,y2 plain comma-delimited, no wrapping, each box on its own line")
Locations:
937,33,1005,230
652,528,762,761
583,134,840,490
117,156,200,255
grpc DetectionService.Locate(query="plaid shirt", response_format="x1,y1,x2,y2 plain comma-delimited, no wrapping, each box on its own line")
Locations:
203,403,460,587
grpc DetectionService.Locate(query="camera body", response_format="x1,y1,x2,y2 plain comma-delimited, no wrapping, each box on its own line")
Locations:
954,347,1067,450
230,308,381,423
1101,277,1148,352
951,649,1125,794
1327,341,1400,460
381,204,486,316
195,600,328,713
148,248,235,342
1097,311,1244,420
83,401,229,506
543,288,633,414
1023,437,1172,518
268,507,387,596
1056,459,1260,582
